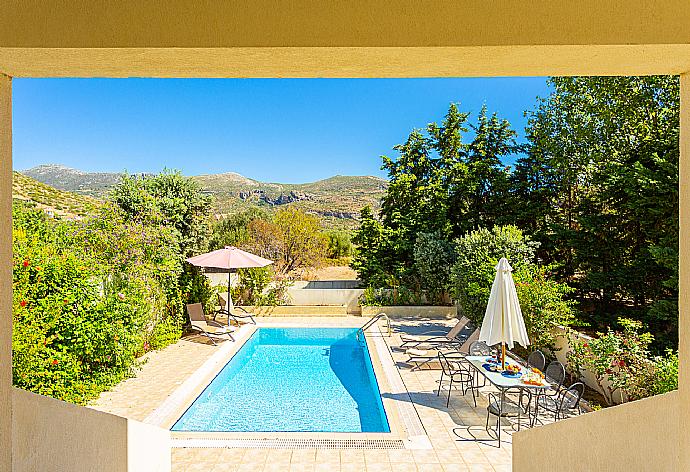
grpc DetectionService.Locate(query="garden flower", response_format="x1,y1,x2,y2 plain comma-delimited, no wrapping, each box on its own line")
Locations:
22,260,29,267
19,300,27,307
51,359,58,366
117,292,126,301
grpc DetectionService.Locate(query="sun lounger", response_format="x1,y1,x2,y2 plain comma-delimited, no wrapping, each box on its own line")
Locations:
404,329,480,370
400,317,470,348
186,303,235,345
214,293,256,326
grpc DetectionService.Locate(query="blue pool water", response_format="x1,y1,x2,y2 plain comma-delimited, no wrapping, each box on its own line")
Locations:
172,328,390,432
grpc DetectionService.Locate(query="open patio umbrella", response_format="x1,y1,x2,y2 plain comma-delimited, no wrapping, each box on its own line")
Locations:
186,246,273,312
478,257,530,370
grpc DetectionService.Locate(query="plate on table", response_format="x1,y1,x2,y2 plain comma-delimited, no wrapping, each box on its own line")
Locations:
485,357,500,364
482,363,498,372
501,370,521,379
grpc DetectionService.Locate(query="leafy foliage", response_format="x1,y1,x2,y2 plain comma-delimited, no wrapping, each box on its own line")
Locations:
325,230,354,259
413,231,456,304
514,265,576,352
449,226,538,324
12,169,214,404
511,76,679,350
244,207,328,275
566,318,671,405
352,103,518,290
111,170,212,258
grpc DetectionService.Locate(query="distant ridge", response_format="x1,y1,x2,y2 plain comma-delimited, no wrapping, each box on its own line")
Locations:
21,164,388,229
23,164,122,198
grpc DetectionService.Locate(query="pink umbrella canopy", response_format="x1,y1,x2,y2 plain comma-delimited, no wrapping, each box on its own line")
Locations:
186,246,273,270
186,246,273,312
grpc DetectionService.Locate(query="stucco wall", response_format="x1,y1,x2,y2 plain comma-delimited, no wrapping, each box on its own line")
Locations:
361,306,457,319
286,281,363,314
0,73,11,472
513,391,679,472
12,388,170,472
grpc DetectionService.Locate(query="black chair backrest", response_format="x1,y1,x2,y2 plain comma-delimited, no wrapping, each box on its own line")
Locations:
561,382,585,410
438,351,456,376
545,361,566,388
527,350,546,372
469,341,492,356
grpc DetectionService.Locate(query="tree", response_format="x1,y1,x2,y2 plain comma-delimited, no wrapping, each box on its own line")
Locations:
512,76,679,349
208,207,270,250
352,103,517,290
325,230,353,259
413,231,456,304
245,207,328,275
111,170,212,258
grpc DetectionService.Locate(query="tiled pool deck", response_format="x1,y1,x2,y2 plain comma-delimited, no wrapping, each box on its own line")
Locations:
90,316,544,471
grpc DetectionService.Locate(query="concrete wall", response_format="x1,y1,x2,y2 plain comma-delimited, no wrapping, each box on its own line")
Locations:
12,388,170,472
513,391,679,471
286,281,363,314
361,306,457,319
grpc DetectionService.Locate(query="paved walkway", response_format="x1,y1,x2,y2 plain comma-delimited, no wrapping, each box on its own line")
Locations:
90,316,539,472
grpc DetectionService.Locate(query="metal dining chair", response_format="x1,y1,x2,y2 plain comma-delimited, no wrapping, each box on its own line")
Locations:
485,386,527,446
468,340,492,356
527,350,546,372
437,352,476,407
531,361,567,425
538,382,585,421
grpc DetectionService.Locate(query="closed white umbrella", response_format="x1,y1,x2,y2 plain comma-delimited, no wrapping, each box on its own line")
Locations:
478,257,530,369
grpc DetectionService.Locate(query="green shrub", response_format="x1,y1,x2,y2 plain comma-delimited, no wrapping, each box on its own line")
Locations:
11,196,212,404
514,265,576,352
567,318,656,405
450,225,537,325
413,231,456,304
325,230,353,259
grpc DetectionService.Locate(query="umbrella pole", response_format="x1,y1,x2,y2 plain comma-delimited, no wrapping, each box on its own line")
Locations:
501,302,506,370
227,272,232,313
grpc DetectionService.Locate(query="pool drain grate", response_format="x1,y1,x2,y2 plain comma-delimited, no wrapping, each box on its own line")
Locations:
171,438,406,449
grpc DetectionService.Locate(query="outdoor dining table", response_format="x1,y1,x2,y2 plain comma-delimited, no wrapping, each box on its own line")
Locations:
464,355,551,431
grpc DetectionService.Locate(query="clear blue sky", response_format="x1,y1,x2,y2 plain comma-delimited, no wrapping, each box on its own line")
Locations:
13,78,550,183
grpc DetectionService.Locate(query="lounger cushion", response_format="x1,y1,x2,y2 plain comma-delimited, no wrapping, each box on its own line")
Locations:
406,348,435,357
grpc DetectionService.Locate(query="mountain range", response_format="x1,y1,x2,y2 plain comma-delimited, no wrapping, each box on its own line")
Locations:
20,164,388,228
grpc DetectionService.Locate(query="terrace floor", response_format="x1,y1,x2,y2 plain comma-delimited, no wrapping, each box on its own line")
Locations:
90,316,553,472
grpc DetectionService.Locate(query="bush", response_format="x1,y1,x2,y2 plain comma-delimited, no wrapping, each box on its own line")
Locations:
413,231,456,304
514,265,576,352
208,208,270,250
450,225,538,325
567,318,657,405
359,285,425,307
649,350,678,396
13,213,148,403
325,230,354,259
12,197,213,404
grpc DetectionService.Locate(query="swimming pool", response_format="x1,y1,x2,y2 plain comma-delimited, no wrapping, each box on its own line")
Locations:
172,327,390,432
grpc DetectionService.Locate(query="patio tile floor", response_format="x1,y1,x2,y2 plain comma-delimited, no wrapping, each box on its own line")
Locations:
90,316,554,471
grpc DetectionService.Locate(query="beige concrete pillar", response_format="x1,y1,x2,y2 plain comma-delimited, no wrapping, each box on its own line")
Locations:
680,72,690,471
0,72,11,472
